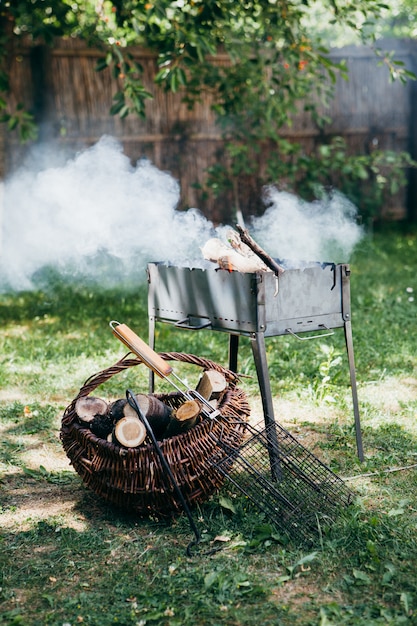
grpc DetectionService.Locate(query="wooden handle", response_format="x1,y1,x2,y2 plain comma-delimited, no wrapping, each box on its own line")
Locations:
110,322,173,378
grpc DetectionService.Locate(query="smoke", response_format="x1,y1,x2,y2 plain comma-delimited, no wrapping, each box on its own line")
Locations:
0,136,363,292
250,186,363,265
0,136,216,291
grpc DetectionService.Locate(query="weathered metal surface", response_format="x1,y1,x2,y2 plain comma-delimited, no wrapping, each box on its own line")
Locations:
147,262,349,337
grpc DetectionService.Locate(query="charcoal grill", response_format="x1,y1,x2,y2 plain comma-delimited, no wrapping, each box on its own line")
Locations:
147,261,364,461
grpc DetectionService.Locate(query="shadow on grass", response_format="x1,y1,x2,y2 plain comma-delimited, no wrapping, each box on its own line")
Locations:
0,402,59,465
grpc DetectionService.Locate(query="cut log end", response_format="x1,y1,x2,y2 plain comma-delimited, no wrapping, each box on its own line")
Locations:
196,369,227,401
75,396,108,424
113,416,147,448
175,399,201,422
123,393,172,439
163,399,201,438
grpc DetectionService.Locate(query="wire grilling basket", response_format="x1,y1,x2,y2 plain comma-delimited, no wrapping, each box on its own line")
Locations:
207,420,355,543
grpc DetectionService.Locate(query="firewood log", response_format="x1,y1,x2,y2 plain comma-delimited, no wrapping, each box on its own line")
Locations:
113,416,147,448
123,393,172,439
163,399,201,438
196,369,227,401
201,238,268,273
108,398,127,422
235,225,285,276
75,396,108,426
90,413,114,439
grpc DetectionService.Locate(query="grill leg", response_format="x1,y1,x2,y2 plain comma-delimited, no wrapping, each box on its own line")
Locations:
228,334,239,372
250,332,275,428
148,315,156,393
344,320,365,462
250,332,282,480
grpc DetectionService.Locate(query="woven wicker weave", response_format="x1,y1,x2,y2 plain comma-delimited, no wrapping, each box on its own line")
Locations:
60,352,250,517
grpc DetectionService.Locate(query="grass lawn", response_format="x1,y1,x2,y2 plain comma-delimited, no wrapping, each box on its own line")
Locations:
1,225,417,625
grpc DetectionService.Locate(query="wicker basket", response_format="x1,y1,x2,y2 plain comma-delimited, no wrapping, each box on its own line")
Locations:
60,352,250,517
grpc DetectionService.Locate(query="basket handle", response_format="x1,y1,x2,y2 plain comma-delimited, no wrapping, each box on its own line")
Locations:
72,352,239,402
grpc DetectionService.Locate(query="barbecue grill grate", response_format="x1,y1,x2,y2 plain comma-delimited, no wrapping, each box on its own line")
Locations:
208,420,355,543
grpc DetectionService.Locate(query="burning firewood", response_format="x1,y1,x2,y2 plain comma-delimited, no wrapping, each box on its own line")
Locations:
75,396,108,426
235,224,285,276
201,237,268,273
163,399,201,438
201,227,285,276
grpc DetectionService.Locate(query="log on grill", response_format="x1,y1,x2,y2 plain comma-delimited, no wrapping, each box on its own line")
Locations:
201,227,285,275
201,236,268,273
235,224,285,276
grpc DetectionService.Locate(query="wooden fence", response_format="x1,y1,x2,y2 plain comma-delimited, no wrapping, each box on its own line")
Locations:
2,37,417,222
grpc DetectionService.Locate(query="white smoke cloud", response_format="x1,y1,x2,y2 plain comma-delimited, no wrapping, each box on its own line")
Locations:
0,136,216,291
0,136,363,291
250,186,363,264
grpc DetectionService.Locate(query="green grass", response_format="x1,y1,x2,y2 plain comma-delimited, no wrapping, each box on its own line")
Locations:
1,225,417,625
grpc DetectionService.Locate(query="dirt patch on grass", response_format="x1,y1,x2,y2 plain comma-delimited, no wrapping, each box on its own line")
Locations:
360,376,417,428
21,440,71,473
249,393,343,427
0,387,32,403
247,392,348,460
269,575,343,611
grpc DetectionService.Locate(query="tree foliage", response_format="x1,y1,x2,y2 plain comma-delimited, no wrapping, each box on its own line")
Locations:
0,0,415,217
306,0,417,45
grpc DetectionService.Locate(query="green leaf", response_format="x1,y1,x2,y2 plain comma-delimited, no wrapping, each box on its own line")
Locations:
204,570,218,589
7,117,19,131
170,70,178,92
95,58,110,72
219,496,237,514
352,569,371,584
119,105,130,119
356,165,369,180
110,100,126,115
295,551,319,567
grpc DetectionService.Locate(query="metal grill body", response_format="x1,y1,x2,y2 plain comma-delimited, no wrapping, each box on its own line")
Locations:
147,262,364,460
